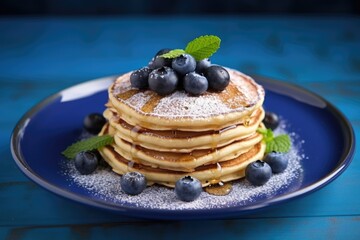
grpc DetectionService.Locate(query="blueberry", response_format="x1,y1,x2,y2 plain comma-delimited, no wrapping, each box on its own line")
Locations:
183,72,208,95
120,172,147,195
204,65,230,91
245,160,272,186
90,149,108,167
83,113,106,134
195,58,211,73
264,152,289,173
172,54,196,75
148,48,172,69
264,112,279,130
175,176,202,202
148,67,179,95
130,67,152,89
75,151,98,175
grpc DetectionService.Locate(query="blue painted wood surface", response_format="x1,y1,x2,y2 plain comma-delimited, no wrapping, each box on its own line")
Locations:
0,17,359,239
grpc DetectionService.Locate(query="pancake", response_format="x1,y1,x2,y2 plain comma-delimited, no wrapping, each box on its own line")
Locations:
104,106,265,152
112,130,263,172
99,141,266,188
98,68,266,188
108,68,265,131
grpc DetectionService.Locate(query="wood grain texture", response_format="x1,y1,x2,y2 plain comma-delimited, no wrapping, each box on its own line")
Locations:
1,216,360,240
0,17,359,239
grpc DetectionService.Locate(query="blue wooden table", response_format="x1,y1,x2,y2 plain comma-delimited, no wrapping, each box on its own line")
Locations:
1,16,359,239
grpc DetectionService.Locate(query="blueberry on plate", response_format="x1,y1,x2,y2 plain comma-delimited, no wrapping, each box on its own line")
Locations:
148,48,172,69
175,176,202,202
83,113,106,134
148,66,178,95
183,72,208,95
75,151,98,175
130,67,152,89
120,172,147,195
264,152,289,173
204,65,230,91
245,160,272,186
264,112,279,130
172,54,196,75
195,58,211,73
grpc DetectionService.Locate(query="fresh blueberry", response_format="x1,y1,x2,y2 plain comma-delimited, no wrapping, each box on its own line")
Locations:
83,113,106,134
264,112,279,130
204,65,230,91
245,160,272,186
183,72,208,95
130,67,152,89
74,151,98,175
120,172,147,195
264,152,289,173
148,48,172,69
175,176,202,202
148,67,179,95
90,149,108,167
172,54,196,75
195,58,211,73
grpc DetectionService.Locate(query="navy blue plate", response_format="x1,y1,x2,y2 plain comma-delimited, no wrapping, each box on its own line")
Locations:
11,76,355,219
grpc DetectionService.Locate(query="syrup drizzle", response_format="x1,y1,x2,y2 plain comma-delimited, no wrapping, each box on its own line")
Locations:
209,162,222,185
141,93,162,113
117,89,139,100
243,116,251,127
205,182,233,196
218,83,247,109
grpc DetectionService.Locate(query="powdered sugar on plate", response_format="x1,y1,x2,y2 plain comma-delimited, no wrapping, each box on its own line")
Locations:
61,119,304,210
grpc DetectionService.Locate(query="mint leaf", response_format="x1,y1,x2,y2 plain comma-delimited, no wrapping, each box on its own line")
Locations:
266,135,291,153
160,49,186,59
62,135,114,159
257,128,274,142
185,35,221,61
257,128,291,153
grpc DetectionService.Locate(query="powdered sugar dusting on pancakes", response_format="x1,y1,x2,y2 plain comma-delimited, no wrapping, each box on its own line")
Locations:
61,121,304,210
111,69,264,118
153,91,231,117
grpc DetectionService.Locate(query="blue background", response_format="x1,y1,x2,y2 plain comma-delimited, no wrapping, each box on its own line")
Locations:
0,7,359,240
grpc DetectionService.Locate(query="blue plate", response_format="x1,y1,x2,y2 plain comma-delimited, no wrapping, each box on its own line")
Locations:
11,76,355,219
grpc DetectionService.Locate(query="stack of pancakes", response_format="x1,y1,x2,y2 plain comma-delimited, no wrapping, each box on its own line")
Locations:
99,68,266,187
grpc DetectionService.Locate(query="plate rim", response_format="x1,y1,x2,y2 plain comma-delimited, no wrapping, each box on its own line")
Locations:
10,75,356,219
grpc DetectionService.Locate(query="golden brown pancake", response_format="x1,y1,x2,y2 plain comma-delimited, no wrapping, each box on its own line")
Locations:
108,68,265,131
99,68,266,188
99,142,265,188
104,107,265,152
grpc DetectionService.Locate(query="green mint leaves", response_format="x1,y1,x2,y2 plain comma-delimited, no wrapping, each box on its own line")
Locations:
62,135,114,159
160,49,186,59
160,35,221,61
185,35,221,61
257,128,291,153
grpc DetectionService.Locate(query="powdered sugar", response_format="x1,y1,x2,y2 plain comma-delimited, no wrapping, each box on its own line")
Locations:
62,120,304,210
152,91,232,117
111,69,265,119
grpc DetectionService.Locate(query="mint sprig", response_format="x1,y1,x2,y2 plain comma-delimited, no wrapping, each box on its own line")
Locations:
62,135,114,159
160,49,186,59
257,128,291,153
160,35,221,61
